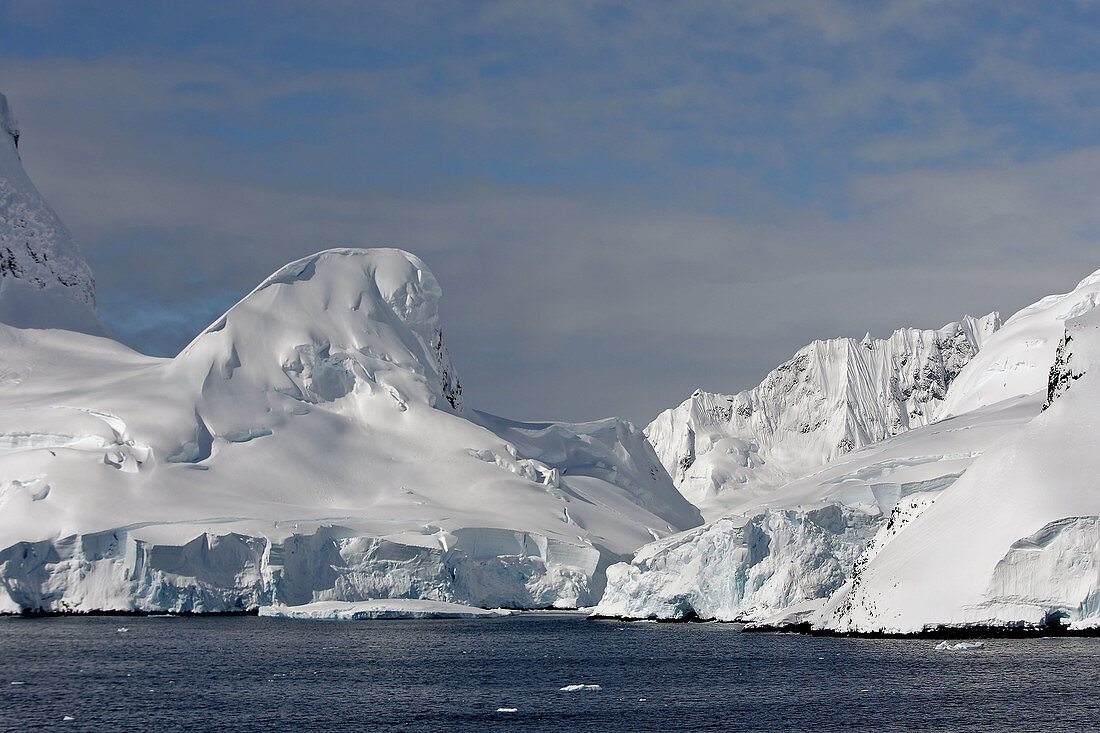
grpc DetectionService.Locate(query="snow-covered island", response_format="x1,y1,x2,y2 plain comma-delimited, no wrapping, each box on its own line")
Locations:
1,91,1099,634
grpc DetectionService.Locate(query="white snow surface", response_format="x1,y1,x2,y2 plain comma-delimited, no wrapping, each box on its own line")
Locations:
593,395,1035,622
258,599,511,620
647,315,998,520
0,246,700,613
0,94,101,334
823,301,1100,633
935,268,1100,419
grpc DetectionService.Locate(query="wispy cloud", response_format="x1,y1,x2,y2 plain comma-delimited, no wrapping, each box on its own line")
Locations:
2,0,1099,421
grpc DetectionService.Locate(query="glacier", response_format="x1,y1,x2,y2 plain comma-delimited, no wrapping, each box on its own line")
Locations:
646,315,999,521
0,99,701,613
596,268,1100,631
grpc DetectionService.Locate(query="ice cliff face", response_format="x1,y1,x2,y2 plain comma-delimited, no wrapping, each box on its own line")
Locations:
0,94,100,334
598,269,1100,632
646,315,999,520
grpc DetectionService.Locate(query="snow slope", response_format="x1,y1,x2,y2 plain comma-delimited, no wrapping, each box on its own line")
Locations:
0,247,700,613
593,395,1036,622
824,286,1100,633
596,269,1100,629
646,315,998,520
0,94,101,334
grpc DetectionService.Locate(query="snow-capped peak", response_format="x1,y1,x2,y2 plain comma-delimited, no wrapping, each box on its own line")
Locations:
0,93,101,334
646,313,999,519
936,267,1100,419
175,248,464,414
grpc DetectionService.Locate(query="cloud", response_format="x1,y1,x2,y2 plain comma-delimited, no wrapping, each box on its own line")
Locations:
2,1,1099,423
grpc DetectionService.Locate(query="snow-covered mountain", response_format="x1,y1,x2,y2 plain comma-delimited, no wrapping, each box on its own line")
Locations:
647,315,999,520
0,106,700,612
595,269,1100,632
0,248,701,613
0,94,102,335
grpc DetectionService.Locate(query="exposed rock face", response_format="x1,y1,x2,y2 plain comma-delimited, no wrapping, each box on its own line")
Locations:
647,315,999,519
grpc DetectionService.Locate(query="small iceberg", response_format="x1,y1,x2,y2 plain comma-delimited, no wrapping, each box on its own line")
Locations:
934,641,985,651
257,599,513,620
559,684,602,692
496,708,518,713
116,627,130,633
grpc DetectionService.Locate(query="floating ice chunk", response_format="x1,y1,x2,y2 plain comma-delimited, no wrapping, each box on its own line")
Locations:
258,599,513,620
10,681,25,685
116,627,130,633
496,708,518,713
934,641,984,651
559,684,601,692
63,716,75,721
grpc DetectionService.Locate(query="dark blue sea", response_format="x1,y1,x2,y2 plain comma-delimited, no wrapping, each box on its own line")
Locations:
2,612,1098,731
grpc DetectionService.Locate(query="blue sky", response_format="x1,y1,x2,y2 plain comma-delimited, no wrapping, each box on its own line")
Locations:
3,0,1100,422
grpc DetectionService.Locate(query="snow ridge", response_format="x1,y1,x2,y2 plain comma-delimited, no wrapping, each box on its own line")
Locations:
646,314,999,519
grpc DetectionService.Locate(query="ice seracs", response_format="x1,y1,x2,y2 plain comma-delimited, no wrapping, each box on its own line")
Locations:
647,315,998,521
0,94,102,335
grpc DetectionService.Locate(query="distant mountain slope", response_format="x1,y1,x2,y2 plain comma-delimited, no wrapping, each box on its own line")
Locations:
0,94,102,334
647,315,999,520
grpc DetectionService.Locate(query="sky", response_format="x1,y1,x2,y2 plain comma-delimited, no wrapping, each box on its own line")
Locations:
2,0,1100,423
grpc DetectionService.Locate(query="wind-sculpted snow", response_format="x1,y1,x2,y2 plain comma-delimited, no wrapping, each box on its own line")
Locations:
0,243,700,613
646,315,999,520
0,94,100,334
823,304,1100,633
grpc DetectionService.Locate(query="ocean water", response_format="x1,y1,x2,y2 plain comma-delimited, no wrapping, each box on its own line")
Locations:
2,613,1098,731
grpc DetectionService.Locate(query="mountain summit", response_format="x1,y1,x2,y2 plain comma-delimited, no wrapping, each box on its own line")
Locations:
0,93,102,334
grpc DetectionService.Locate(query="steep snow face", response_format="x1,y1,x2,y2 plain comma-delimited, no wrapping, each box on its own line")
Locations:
0,94,100,334
824,305,1100,633
647,315,999,519
0,247,700,613
936,268,1100,419
593,395,1037,622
